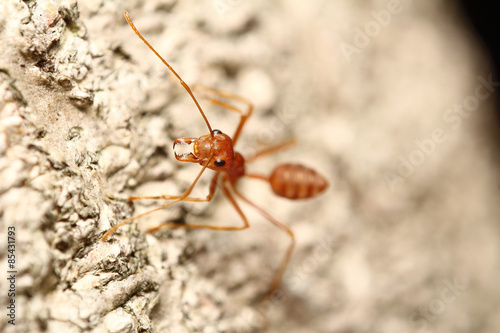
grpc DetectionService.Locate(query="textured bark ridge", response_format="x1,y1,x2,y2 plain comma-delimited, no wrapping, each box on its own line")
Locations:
1,1,500,332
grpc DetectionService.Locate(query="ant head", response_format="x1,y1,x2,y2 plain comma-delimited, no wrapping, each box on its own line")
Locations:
173,129,234,171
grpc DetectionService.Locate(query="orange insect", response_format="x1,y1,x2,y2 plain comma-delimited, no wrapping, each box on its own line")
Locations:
102,11,328,300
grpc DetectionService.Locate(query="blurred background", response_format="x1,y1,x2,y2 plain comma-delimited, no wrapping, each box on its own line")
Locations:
460,1,500,115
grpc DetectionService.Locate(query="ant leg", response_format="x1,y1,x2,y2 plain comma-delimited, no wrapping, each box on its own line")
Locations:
232,187,295,302
243,139,298,182
193,84,253,145
128,172,219,203
245,139,297,163
147,177,249,233
101,154,216,241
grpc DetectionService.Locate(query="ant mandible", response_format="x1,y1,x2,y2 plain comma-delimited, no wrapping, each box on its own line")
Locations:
101,11,328,300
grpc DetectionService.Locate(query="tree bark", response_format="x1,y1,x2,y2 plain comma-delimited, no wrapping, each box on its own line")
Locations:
1,1,500,332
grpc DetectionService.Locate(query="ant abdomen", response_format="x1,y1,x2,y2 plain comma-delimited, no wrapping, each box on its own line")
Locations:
269,163,328,200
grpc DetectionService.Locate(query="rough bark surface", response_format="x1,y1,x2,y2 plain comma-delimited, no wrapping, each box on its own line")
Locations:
1,0,499,332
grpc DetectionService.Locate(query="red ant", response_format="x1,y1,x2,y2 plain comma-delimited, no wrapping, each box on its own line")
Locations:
102,11,328,301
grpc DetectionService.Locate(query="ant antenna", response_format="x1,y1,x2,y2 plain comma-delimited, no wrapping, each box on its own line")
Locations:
124,11,214,136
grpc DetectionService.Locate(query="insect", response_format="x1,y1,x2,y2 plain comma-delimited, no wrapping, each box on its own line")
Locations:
101,11,328,301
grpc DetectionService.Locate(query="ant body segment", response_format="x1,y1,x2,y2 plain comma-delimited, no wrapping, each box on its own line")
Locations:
102,11,328,300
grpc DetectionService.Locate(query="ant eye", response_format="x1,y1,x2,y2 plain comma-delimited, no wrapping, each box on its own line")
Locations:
214,159,225,167
213,129,222,135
